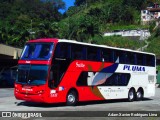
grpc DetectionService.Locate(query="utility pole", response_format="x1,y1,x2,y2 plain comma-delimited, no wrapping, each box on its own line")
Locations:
29,20,35,39
31,20,32,33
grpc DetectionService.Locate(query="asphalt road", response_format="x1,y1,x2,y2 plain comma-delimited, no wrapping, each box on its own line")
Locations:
0,87,160,119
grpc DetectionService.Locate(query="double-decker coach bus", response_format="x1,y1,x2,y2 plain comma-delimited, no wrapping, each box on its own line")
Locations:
14,38,156,106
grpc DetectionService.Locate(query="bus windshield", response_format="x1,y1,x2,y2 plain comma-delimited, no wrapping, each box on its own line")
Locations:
20,43,54,60
16,65,49,85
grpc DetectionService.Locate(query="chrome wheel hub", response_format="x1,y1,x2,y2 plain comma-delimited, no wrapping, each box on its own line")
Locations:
68,94,75,103
129,92,134,99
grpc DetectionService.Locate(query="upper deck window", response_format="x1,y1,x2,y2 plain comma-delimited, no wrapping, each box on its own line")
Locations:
54,43,71,59
20,43,54,60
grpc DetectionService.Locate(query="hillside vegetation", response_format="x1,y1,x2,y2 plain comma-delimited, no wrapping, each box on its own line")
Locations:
0,0,160,56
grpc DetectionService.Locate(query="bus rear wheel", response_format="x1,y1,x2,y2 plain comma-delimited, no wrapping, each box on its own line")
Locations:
66,91,78,106
128,89,135,102
136,89,143,101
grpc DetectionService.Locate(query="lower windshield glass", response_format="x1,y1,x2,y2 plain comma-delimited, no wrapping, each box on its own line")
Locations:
16,65,48,85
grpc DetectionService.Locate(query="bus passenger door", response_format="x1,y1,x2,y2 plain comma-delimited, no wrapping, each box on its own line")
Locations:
49,65,61,89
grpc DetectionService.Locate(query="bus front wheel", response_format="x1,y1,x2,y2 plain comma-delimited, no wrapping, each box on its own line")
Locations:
128,89,135,102
66,91,78,106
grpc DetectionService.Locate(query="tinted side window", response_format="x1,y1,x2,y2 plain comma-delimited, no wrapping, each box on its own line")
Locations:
77,72,130,86
117,73,130,86
77,72,88,86
114,50,120,62
105,73,130,86
143,55,146,66
102,48,113,62
106,74,118,86
87,47,100,61
71,44,86,60
146,55,155,67
126,52,135,65
54,43,70,59
119,51,128,64
137,53,143,65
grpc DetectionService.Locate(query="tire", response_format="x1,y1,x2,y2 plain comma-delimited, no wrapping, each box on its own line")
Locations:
136,89,143,101
128,89,135,102
66,91,78,106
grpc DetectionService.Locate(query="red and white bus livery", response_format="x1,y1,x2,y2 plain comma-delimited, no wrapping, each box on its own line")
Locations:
14,38,156,105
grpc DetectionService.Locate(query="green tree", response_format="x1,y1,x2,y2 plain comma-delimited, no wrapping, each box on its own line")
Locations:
75,0,86,6
122,0,145,10
36,21,59,38
0,0,65,47
67,15,101,42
